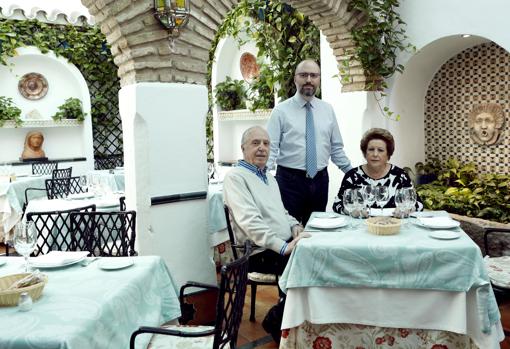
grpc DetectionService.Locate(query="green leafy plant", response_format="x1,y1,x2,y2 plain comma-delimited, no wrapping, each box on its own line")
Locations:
0,96,22,127
52,98,86,121
215,77,247,111
417,158,510,223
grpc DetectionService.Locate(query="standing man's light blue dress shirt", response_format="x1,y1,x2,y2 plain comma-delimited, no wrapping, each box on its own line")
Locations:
267,92,352,173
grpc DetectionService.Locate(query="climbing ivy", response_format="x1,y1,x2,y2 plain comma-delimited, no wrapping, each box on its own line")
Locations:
205,0,320,160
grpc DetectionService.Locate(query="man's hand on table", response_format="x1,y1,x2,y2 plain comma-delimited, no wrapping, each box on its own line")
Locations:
284,230,311,255
291,223,304,238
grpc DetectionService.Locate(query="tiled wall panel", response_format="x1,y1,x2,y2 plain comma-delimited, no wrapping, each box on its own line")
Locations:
425,43,509,173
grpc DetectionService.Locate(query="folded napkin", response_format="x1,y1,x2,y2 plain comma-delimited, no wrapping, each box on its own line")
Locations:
418,217,459,228
31,251,89,267
369,208,395,217
308,217,346,229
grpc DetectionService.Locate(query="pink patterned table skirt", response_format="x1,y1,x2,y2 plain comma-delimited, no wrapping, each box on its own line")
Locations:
280,322,478,349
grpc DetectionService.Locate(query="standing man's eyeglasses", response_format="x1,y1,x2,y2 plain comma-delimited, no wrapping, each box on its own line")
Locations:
295,72,320,79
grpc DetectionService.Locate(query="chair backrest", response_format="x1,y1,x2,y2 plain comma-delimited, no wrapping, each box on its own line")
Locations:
223,204,239,260
484,228,510,256
32,161,58,175
52,167,72,179
26,204,96,256
45,176,87,199
70,211,137,257
119,196,126,211
213,240,251,349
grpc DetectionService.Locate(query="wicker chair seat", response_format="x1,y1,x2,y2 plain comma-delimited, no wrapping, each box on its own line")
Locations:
248,272,277,283
485,256,510,289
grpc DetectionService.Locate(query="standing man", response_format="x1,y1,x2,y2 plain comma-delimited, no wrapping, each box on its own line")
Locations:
267,59,352,225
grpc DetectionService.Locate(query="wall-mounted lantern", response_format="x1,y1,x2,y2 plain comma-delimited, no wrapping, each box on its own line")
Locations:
154,0,190,37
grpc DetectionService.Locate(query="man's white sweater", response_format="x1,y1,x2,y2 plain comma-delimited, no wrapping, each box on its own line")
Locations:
223,166,298,254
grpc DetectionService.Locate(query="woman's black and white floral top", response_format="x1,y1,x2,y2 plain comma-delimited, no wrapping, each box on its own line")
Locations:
332,164,424,214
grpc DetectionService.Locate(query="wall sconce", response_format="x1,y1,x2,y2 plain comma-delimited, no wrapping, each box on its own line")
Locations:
154,0,190,37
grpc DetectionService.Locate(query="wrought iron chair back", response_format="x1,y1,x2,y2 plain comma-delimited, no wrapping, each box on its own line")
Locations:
45,177,87,199
119,196,126,211
26,204,96,256
224,204,279,322
32,161,58,175
129,240,251,349
51,167,72,179
70,211,137,257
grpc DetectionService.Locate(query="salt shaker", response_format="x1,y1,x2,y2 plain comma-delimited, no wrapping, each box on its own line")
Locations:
18,292,33,312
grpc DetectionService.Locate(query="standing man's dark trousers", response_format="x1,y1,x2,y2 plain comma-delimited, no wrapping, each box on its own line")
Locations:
276,165,329,226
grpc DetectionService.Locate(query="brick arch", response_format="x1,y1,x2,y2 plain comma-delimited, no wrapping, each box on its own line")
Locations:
81,0,368,91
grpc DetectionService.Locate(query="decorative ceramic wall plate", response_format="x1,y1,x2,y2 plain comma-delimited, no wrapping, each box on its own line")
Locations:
240,52,259,83
18,72,49,100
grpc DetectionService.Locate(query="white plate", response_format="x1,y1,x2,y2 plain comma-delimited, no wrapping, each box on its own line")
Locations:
29,174,43,177
415,217,460,229
31,256,87,268
98,258,134,270
96,201,120,208
314,212,339,219
307,217,347,229
67,192,94,200
428,230,462,240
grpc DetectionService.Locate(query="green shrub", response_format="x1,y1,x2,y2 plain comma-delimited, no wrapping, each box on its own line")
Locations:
52,98,86,122
0,96,22,127
417,158,510,223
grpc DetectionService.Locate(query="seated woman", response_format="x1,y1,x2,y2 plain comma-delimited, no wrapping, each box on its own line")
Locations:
333,128,423,214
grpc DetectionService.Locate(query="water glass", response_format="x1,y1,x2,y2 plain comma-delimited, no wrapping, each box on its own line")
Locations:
79,175,88,193
342,189,356,227
403,187,417,214
361,184,376,212
14,221,37,272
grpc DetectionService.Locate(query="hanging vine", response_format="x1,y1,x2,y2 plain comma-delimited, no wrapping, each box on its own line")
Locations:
205,0,320,160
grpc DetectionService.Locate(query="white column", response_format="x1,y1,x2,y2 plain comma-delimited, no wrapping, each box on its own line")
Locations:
119,82,216,287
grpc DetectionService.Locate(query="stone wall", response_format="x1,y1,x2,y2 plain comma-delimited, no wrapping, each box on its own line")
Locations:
424,42,510,174
81,0,369,91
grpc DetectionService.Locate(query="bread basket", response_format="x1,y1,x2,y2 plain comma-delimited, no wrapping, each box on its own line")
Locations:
366,217,401,235
0,273,48,306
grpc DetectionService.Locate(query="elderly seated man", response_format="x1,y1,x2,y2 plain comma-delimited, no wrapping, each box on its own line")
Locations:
223,125,309,342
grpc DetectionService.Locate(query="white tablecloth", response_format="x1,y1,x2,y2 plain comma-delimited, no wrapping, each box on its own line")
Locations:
283,287,504,348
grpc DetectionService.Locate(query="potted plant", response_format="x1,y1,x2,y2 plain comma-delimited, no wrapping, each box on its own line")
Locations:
0,96,22,127
52,98,86,122
215,77,247,111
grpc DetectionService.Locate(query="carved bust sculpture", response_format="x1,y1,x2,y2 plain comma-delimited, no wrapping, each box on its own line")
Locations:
21,131,46,160
468,104,505,145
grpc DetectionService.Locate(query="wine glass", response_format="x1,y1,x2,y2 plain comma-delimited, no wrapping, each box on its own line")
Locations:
342,189,356,227
79,175,88,193
403,187,417,215
14,221,37,272
361,184,376,215
375,186,389,215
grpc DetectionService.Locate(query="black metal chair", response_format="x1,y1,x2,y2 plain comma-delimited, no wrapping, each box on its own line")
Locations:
70,211,137,257
94,154,124,170
119,196,126,211
45,176,87,199
484,228,510,293
130,240,251,349
26,204,96,256
51,167,72,179
32,161,58,175
224,204,279,322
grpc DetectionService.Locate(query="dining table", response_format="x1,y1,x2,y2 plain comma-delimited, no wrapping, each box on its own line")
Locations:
279,211,504,349
87,169,125,193
0,175,49,242
207,182,234,267
0,255,181,349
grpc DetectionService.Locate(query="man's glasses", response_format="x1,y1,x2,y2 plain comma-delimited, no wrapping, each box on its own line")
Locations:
295,72,320,79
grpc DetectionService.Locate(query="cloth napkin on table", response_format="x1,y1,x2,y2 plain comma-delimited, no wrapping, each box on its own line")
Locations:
31,251,90,267
417,217,457,228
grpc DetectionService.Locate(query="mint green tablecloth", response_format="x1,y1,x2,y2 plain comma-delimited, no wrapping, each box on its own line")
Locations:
279,213,499,333
0,256,181,349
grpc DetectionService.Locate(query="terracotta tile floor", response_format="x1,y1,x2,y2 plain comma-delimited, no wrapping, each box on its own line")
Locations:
237,284,279,349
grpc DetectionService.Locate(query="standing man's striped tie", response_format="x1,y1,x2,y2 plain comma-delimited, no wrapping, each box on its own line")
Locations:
305,102,317,178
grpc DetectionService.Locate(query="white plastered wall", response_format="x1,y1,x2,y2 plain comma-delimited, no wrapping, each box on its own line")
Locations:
0,46,93,174
322,0,510,208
